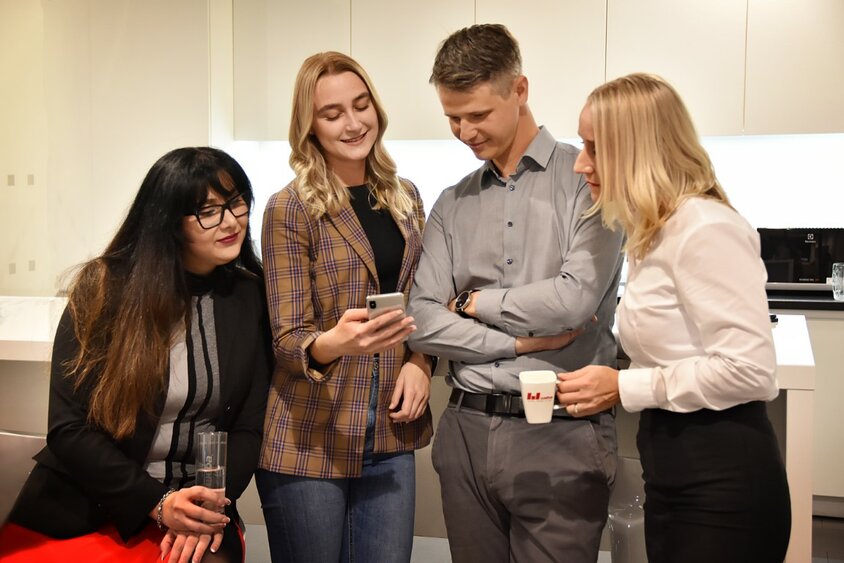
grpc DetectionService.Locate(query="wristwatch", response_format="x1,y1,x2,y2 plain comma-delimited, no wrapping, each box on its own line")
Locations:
454,289,479,317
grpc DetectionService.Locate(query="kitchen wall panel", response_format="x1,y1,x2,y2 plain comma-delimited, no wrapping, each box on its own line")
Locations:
0,0,50,295
87,0,212,240
233,0,350,141
476,0,606,138
231,0,843,139
351,0,473,140
745,0,844,134
7,0,225,295
606,0,747,136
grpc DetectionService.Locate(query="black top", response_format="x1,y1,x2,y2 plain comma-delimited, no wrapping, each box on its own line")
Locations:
348,185,405,294
185,270,218,296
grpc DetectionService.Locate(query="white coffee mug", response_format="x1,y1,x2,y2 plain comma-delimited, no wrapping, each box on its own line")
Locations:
519,370,557,424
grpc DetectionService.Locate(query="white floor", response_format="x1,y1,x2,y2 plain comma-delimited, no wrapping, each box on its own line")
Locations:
244,525,612,562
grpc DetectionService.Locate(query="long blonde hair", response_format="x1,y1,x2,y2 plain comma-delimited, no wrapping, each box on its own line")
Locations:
587,73,730,260
289,51,414,219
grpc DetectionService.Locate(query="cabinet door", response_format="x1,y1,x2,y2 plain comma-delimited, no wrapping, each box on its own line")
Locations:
806,318,844,499
476,0,606,139
351,0,473,140
606,0,746,136
233,0,350,141
1,0,49,295
745,0,844,134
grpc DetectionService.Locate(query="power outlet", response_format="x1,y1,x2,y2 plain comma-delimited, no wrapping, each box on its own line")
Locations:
8,263,16,275
28,260,36,271
27,174,35,186
6,174,14,187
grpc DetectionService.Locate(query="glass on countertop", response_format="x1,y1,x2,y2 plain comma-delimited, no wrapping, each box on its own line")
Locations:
832,262,844,301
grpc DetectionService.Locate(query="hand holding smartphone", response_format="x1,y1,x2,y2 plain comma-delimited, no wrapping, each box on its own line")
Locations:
366,292,406,321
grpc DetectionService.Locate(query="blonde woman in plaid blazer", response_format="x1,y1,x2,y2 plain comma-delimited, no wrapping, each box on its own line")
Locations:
256,52,433,563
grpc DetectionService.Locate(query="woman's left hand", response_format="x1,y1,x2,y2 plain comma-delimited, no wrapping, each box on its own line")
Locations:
389,356,431,423
160,529,224,563
556,365,621,417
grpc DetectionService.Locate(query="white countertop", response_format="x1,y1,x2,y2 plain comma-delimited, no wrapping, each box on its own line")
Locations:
771,314,815,390
0,296,67,362
0,296,817,392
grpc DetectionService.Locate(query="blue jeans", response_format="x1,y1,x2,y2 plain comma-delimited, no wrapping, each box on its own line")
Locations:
257,358,416,562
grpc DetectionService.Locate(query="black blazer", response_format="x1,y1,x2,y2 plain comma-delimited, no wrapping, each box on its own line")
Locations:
10,270,272,542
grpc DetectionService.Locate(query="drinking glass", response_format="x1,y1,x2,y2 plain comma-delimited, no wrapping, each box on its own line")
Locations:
196,431,227,511
832,262,844,301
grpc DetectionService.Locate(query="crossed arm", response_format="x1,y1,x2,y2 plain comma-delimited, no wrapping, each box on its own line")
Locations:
407,189,623,361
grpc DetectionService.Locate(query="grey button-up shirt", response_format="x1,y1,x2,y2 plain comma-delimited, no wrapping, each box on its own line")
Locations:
407,127,624,394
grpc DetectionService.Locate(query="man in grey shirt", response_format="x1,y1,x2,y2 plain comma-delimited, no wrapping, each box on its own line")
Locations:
407,24,624,563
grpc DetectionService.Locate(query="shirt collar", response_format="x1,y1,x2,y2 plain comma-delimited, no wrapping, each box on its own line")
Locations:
482,126,556,182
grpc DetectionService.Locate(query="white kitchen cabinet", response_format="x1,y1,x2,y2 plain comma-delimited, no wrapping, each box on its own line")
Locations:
745,0,844,134
350,0,473,140
475,0,607,139
767,310,844,517
232,0,350,141
805,316,844,500
0,1,49,296
605,0,747,136
230,0,843,140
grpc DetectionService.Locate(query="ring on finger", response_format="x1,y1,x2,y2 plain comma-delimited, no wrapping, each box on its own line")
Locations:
573,403,579,415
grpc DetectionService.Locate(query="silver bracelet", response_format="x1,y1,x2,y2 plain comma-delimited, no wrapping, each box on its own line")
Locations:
156,488,176,531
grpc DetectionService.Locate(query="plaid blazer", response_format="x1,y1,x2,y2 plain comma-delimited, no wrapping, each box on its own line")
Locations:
259,180,433,478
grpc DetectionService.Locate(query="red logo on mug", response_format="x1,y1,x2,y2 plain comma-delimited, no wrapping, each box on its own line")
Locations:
526,392,540,400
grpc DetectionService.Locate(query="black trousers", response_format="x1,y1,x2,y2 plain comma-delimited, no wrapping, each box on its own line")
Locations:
637,401,791,563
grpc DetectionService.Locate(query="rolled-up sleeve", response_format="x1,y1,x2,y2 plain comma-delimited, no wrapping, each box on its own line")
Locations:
261,188,336,382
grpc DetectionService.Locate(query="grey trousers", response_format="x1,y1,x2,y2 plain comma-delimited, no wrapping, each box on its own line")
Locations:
431,405,617,563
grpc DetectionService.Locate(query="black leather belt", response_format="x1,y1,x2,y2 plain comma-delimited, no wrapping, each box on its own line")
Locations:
449,389,605,422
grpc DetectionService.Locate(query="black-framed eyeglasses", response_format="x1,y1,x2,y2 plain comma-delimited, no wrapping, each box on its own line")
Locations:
189,194,250,229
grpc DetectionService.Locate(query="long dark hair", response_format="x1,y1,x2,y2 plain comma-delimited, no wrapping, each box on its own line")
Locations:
66,147,262,439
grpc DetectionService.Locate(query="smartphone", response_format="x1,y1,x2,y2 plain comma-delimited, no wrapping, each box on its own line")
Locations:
366,292,406,320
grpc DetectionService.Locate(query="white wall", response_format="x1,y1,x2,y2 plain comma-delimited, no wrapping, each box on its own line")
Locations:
1,0,227,296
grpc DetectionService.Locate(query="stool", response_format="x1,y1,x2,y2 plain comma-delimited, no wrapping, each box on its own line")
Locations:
0,430,46,524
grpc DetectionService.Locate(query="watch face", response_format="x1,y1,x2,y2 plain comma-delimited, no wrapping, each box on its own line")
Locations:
456,290,470,311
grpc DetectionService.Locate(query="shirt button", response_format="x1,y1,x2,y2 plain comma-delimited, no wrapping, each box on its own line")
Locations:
529,331,534,337
508,185,515,192
506,258,513,265
494,361,500,367
506,221,513,227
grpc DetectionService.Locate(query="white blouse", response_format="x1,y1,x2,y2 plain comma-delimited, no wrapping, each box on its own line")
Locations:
617,197,778,413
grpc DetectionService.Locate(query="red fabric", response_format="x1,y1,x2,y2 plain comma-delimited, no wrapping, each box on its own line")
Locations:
0,521,162,562
0,521,247,562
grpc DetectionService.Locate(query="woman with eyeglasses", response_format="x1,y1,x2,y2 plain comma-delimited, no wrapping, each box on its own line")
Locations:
256,52,433,562
0,147,272,563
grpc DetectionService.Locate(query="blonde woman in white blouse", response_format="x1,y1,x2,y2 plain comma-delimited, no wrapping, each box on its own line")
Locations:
559,73,791,563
